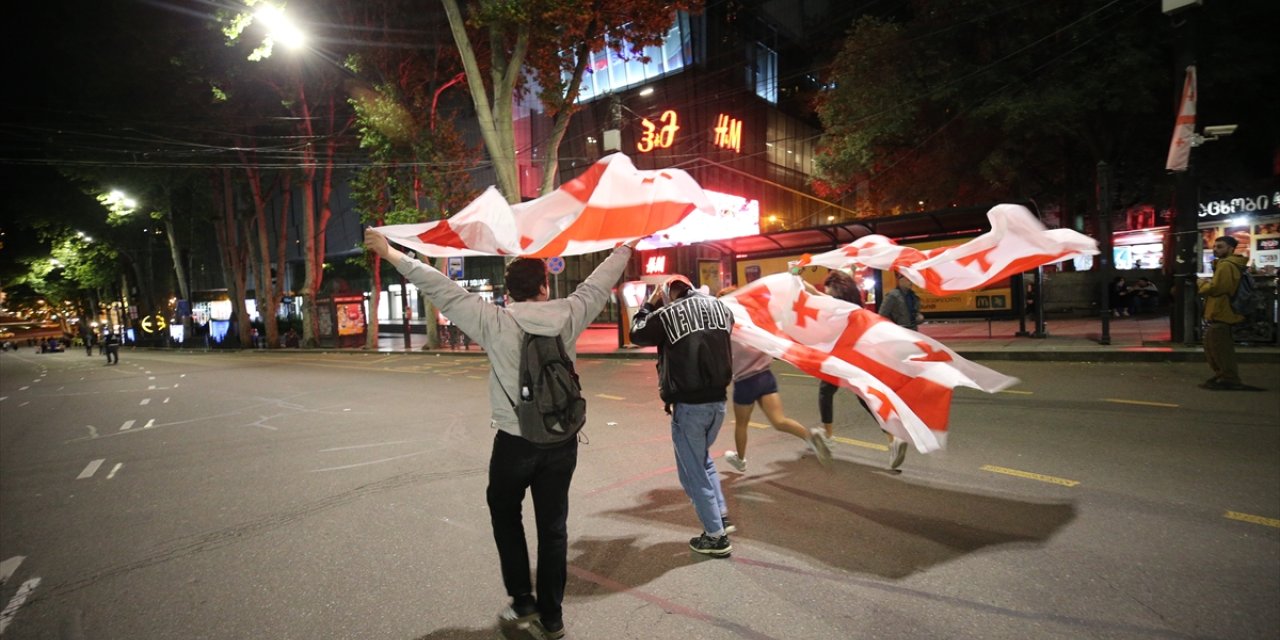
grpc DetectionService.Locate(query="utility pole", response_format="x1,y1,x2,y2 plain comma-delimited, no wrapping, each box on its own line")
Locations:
1097,161,1114,346
1167,0,1201,345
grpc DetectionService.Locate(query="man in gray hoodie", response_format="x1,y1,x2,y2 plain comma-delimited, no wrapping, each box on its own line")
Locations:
365,229,634,639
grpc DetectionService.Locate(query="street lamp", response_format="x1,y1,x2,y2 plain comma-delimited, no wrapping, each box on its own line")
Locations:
98,189,138,218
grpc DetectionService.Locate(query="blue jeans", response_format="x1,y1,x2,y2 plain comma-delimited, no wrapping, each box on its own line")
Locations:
670,401,728,535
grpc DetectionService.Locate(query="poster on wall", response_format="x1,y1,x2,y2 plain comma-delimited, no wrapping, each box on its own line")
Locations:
699,260,724,294
335,297,366,337
1256,237,1280,271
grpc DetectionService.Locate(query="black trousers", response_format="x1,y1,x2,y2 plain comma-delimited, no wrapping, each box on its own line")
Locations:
819,381,873,426
486,430,577,625
105,346,119,364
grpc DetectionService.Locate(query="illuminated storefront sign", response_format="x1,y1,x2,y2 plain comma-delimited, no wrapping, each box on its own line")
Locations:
644,255,668,274
1199,193,1278,217
713,113,743,152
637,110,680,152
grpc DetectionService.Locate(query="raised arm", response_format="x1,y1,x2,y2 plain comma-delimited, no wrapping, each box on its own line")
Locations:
364,228,499,347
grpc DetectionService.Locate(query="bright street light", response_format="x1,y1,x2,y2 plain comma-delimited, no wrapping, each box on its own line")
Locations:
99,189,138,217
255,5,307,51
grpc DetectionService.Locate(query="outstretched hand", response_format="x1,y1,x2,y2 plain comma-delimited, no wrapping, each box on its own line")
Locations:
364,228,391,259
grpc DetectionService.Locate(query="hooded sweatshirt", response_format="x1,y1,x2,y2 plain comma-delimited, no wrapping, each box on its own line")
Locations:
394,245,632,437
1198,253,1248,324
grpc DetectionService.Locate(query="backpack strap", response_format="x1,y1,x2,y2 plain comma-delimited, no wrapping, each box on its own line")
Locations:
496,330,527,409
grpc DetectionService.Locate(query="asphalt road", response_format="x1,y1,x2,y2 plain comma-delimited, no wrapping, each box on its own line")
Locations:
1,349,1277,640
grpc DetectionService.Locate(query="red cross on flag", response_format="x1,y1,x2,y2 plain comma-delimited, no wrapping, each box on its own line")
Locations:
795,204,1098,294
369,153,715,258
722,274,1018,453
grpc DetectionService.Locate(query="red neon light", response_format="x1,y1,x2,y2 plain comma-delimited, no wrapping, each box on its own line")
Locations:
644,255,667,274
637,110,680,153
713,113,742,153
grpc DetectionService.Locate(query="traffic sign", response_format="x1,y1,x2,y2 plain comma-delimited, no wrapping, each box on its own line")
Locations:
546,256,565,275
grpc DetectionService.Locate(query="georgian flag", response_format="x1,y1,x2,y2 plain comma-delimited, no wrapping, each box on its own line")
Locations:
1165,65,1196,173
793,204,1098,294
722,274,1018,453
370,153,715,258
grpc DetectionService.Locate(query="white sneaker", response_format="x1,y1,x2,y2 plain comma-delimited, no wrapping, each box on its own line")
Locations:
723,451,747,472
889,438,908,470
808,429,832,466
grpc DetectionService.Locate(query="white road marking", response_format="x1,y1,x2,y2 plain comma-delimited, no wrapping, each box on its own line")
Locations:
84,425,98,439
0,556,23,586
148,385,156,390
172,383,179,388
319,440,419,452
106,463,123,480
32,379,41,383
18,402,28,407
163,397,170,404
0,397,6,402
148,376,155,380
140,398,151,406
309,450,432,473
143,419,155,429
145,371,151,374
77,459,105,480
18,386,28,391
0,576,41,634
180,374,186,378
119,420,136,431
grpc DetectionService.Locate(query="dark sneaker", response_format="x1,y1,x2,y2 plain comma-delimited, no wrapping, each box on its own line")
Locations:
889,438,908,471
689,533,732,557
721,515,737,534
497,600,538,630
1199,379,1228,390
532,618,565,639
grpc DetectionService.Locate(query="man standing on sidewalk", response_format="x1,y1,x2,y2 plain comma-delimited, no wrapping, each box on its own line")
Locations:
1197,236,1253,390
629,275,736,557
365,229,634,640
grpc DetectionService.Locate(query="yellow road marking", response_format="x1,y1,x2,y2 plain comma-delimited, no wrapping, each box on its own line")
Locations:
1103,398,1179,408
748,421,770,430
832,436,889,452
980,464,1080,487
596,393,625,400
1225,511,1280,528
998,389,1034,395
779,373,808,378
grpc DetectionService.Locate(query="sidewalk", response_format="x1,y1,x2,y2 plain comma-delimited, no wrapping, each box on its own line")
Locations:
368,314,1280,363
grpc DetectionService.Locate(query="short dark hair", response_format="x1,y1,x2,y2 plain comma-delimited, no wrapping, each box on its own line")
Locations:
1217,236,1239,249
504,258,548,301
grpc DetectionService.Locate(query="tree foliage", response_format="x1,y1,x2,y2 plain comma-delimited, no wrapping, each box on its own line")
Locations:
814,2,1175,218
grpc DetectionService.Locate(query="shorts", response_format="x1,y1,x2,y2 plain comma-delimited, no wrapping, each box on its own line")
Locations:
732,369,779,406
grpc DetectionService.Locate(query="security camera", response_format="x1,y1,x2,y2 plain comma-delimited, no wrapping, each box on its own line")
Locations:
1204,124,1237,137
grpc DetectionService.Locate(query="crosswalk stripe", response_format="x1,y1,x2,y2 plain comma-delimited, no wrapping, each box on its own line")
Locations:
0,577,42,634
0,557,24,586
77,459,105,480
119,420,135,431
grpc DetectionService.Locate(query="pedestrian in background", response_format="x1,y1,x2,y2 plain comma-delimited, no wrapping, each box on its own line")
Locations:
875,271,924,469
103,332,120,365
366,228,632,640
630,275,736,558
717,286,831,475
880,272,925,330
1108,276,1131,317
1198,236,1254,391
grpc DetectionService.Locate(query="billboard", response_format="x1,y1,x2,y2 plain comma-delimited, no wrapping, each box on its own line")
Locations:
637,189,760,249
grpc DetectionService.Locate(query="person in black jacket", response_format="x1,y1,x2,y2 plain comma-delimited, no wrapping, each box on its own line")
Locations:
630,275,736,557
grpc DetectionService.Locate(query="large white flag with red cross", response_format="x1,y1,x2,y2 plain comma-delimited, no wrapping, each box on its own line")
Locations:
370,153,715,258
793,204,1097,295
721,274,1018,453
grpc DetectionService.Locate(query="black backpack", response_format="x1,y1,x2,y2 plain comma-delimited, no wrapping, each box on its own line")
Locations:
501,332,587,447
1227,262,1257,317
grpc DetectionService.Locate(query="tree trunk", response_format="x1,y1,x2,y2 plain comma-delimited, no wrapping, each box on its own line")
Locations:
366,255,381,349
538,12,597,195
276,173,292,341
215,169,253,348
243,159,280,349
441,0,527,203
